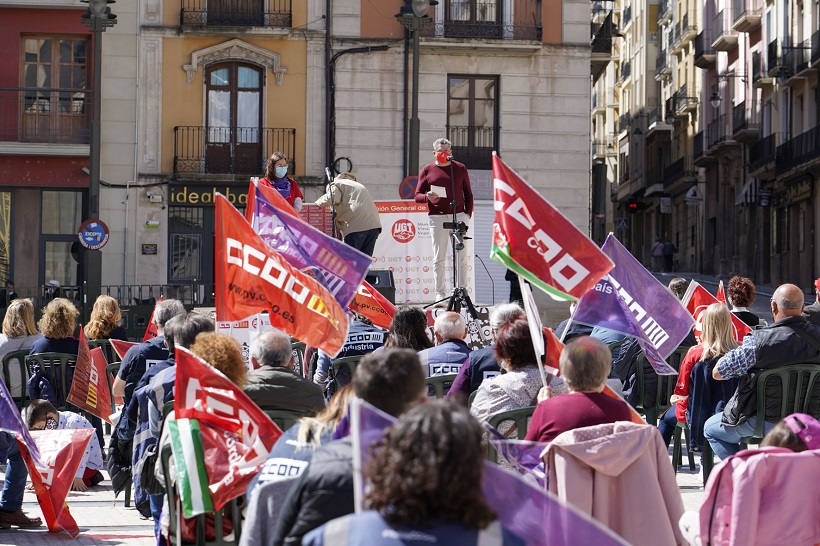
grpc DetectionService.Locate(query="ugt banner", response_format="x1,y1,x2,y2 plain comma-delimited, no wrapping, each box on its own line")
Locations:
67,327,113,424
174,348,282,511
681,281,752,343
491,153,614,301
215,193,349,357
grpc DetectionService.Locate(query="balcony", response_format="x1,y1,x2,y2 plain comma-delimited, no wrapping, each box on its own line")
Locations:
671,85,698,117
622,5,632,28
767,39,781,77
621,59,632,82
618,112,631,134
693,130,714,166
679,13,697,46
752,51,773,88
658,0,672,23
783,39,813,82
644,165,665,196
173,126,296,175
813,30,820,65
656,49,671,78
777,127,820,175
711,10,738,51
592,88,606,115
694,31,716,68
180,0,292,28
592,11,614,84
748,133,777,178
670,23,683,54
732,0,761,33
0,87,91,147
731,100,760,143
707,114,731,149
447,125,497,170
592,134,618,163
421,0,542,40
664,157,696,190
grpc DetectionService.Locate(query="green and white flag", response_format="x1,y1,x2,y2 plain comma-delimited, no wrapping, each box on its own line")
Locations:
168,418,214,518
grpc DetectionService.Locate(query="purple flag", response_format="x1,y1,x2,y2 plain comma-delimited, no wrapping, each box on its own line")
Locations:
351,399,629,546
251,187,372,309
572,234,695,375
0,380,41,466
485,423,549,487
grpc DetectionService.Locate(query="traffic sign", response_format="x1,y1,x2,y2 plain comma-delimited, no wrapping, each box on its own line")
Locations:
399,175,418,199
78,219,110,250
616,217,629,230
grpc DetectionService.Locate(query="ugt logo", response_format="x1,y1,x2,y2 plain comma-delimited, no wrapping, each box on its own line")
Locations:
392,219,416,243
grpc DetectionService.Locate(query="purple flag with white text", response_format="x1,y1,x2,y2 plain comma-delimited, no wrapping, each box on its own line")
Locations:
249,180,372,308
572,234,695,375
0,379,41,466
351,399,630,546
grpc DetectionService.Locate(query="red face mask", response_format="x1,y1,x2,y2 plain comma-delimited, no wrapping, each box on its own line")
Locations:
435,151,452,164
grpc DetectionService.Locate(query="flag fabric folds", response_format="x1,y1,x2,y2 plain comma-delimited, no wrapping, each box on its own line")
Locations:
215,193,349,357
168,418,214,518
681,281,752,343
572,234,695,375
347,280,395,330
67,327,114,424
246,178,372,310
174,348,282,511
0,380,41,466
18,429,94,538
716,280,727,305
491,154,614,301
110,339,138,361
142,299,161,342
350,399,630,546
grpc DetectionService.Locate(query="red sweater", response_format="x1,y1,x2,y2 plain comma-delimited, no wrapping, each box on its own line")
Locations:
673,344,704,422
414,161,474,216
524,391,634,443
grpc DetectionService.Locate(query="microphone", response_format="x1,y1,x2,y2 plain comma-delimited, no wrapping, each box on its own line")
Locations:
446,155,454,161
325,167,333,183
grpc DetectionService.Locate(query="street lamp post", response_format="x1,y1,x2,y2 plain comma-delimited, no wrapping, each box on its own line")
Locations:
397,0,436,177
81,0,116,322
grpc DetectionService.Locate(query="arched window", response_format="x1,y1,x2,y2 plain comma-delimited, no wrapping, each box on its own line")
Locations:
204,62,263,174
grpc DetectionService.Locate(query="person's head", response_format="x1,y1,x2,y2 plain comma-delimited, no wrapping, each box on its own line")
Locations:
190,332,248,388
2,298,37,338
84,295,122,339
384,306,433,351
250,329,292,369
334,172,356,183
761,413,820,452
433,312,467,344
489,302,525,339
296,384,356,449
163,312,215,353
727,276,756,308
700,303,738,359
352,349,426,417
770,284,805,321
38,298,78,339
365,401,495,529
667,278,689,301
559,336,611,393
432,138,452,164
494,318,538,371
264,151,289,180
26,399,59,430
153,299,186,335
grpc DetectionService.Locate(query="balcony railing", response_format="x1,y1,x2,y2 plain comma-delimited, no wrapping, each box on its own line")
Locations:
767,39,780,75
693,130,704,160
707,114,729,148
173,126,296,175
656,50,668,73
777,127,820,175
618,112,631,133
694,31,716,67
592,11,614,53
180,0,292,27
732,0,762,32
752,51,767,84
783,38,812,77
623,5,632,27
0,88,92,145
711,10,738,50
421,0,542,40
732,100,760,142
658,0,670,22
813,29,820,64
663,157,695,187
447,125,497,170
621,59,632,81
749,133,776,173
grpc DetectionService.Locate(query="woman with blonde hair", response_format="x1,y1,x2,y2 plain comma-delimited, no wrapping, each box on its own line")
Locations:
85,295,128,341
657,303,737,446
0,299,42,398
29,298,79,356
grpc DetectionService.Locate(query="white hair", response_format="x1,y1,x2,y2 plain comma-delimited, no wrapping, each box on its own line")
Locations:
432,138,452,150
434,312,466,340
489,302,524,331
250,329,292,368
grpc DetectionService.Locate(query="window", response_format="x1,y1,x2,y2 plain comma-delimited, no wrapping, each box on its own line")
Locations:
40,190,83,287
447,75,499,170
445,0,501,38
21,36,90,143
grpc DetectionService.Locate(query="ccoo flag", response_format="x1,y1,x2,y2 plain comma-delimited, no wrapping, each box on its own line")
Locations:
246,178,372,309
67,327,114,424
681,281,752,343
491,153,614,301
215,193,349,356
348,280,395,330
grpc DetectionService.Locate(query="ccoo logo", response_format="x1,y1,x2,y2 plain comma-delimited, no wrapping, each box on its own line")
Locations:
392,220,416,243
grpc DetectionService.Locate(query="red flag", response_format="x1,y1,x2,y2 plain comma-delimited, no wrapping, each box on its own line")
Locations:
716,280,727,305
246,178,300,225
348,280,395,330
215,193,349,356
682,281,752,343
67,328,113,424
142,297,163,342
174,348,281,511
18,429,94,538
109,339,138,361
491,154,614,300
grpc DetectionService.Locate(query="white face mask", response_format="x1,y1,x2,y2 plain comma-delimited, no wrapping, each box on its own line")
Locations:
275,166,288,179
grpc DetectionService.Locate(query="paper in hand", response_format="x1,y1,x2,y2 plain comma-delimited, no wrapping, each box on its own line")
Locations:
434,185,448,199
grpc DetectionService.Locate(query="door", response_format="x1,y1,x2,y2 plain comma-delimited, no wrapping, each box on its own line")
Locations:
445,0,502,38
205,62,263,174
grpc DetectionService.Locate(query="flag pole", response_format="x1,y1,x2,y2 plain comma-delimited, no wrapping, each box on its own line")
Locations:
519,276,549,389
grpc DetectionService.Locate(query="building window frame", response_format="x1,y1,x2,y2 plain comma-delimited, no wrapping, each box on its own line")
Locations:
446,74,500,170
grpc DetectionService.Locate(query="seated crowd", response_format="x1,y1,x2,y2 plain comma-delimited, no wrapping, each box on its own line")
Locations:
0,274,818,545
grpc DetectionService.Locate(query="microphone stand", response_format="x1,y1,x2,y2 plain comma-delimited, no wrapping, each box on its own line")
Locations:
325,167,339,239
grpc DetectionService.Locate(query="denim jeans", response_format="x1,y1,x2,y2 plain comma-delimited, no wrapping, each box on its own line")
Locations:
657,406,678,447
343,228,381,258
0,433,28,512
703,412,776,460
149,493,164,537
